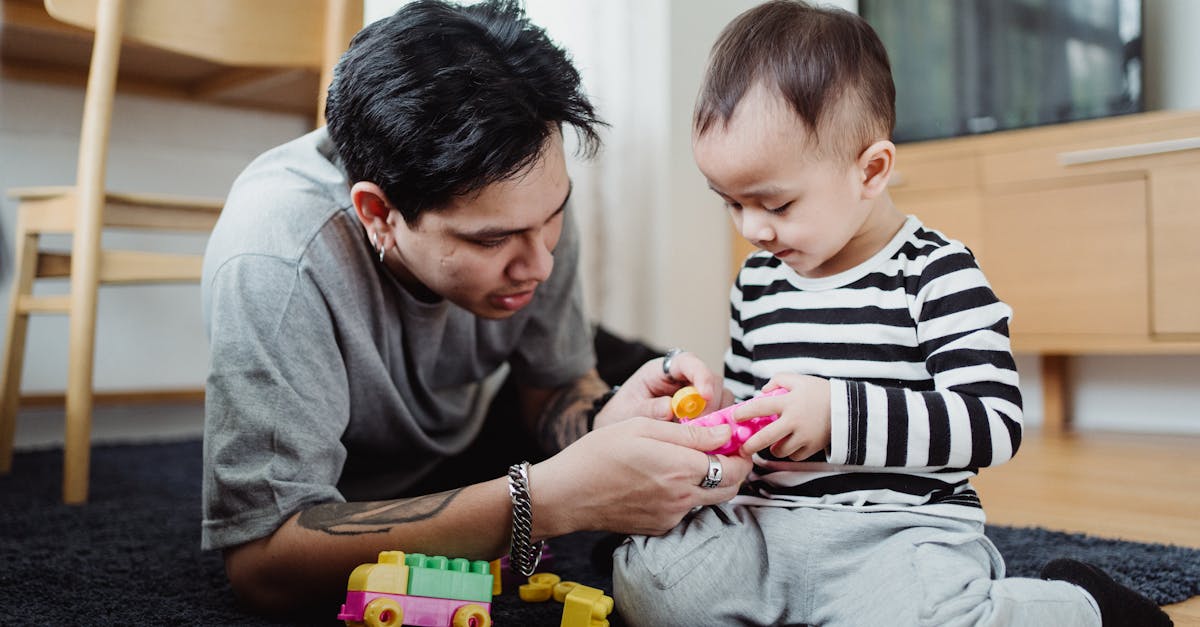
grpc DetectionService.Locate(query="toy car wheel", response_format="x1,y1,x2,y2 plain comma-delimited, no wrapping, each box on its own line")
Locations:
451,603,491,627
363,598,404,627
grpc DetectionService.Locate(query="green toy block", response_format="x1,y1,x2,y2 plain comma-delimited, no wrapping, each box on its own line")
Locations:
403,553,493,602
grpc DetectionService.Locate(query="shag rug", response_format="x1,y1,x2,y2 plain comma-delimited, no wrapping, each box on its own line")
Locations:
2,440,1197,625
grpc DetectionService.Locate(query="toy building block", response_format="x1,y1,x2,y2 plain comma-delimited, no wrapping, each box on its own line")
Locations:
670,386,707,419
405,553,493,603
346,550,411,596
518,572,561,602
557,582,614,627
682,387,788,456
489,560,502,596
337,550,493,627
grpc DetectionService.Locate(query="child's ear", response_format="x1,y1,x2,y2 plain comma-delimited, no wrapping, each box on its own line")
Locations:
857,139,896,200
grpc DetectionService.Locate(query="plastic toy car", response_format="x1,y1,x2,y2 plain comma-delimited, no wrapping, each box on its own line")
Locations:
337,551,493,627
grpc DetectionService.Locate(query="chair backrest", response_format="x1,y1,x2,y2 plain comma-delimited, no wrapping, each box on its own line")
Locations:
45,0,363,124
41,0,362,264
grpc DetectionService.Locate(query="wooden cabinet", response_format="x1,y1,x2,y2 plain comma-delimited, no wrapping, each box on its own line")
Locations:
982,176,1149,338
1149,164,1200,336
730,109,1200,434
901,111,1200,433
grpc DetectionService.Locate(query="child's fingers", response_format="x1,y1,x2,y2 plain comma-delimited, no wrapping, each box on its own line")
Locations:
761,374,798,393
731,396,779,423
769,431,810,459
740,419,790,455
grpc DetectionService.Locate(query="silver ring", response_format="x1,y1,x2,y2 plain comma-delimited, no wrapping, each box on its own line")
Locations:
662,347,684,383
699,454,722,489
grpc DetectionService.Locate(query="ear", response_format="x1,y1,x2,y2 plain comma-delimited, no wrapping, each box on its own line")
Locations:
856,139,896,200
350,181,395,231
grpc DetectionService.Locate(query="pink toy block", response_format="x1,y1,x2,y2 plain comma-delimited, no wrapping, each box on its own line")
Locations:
685,387,788,456
337,591,491,626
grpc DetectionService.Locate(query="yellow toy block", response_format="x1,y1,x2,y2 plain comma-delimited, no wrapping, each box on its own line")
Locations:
670,386,706,420
489,559,502,596
560,583,613,627
519,572,562,602
345,550,410,595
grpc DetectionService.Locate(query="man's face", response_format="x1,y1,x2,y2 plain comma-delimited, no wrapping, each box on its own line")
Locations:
693,84,879,279
387,131,570,319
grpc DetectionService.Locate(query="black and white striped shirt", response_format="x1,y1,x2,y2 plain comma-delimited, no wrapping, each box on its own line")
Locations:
726,216,1023,522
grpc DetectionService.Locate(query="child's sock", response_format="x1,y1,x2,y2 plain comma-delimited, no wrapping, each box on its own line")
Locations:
1040,558,1172,627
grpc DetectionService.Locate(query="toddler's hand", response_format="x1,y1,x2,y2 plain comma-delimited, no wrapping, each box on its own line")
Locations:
733,374,831,460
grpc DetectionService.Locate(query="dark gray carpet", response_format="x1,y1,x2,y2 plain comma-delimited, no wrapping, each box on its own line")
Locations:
2,440,1196,625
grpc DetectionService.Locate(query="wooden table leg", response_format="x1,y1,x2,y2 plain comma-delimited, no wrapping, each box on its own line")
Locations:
1040,354,1071,437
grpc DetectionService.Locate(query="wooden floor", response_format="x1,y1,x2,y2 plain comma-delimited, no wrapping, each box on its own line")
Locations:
972,430,1200,625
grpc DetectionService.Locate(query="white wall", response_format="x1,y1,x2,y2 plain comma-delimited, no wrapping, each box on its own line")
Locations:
1144,0,1200,110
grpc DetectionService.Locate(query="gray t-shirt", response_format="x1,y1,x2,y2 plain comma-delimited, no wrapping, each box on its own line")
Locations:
200,129,594,551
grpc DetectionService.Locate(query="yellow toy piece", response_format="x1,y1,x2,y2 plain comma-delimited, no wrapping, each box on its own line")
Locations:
559,583,614,627
551,580,577,603
670,386,707,420
451,603,492,627
519,572,562,602
489,559,502,596
362,597,404,627
347,551,410,595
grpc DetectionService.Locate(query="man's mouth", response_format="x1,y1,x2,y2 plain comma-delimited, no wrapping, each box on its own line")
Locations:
489,289,536,311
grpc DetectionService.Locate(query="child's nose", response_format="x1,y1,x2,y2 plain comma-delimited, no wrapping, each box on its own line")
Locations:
740,209,775,245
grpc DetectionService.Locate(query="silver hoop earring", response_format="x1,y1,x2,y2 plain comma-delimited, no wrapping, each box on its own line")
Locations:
371,230,386,262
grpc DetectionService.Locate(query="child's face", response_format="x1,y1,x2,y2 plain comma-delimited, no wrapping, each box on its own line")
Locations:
693,84,893,279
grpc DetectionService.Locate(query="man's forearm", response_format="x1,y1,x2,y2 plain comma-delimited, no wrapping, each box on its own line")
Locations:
225,479,512,613
531,371,609,452
296,488,466,536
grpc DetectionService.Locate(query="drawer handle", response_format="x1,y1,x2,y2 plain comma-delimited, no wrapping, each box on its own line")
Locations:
1058,137,1200,166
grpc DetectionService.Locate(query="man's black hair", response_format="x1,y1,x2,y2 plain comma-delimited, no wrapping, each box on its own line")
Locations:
326,0,604,223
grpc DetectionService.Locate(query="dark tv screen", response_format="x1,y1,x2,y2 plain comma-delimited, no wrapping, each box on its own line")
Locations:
860,0,1143,143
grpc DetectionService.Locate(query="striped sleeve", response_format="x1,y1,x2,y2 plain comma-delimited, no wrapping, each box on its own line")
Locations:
826,246,1024,470
724,266,756,400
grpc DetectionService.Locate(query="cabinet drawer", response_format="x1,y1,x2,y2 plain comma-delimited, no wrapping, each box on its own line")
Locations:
891,145,979,192
981,129,1200,187
1150,165,1200,335
982,178,1148,337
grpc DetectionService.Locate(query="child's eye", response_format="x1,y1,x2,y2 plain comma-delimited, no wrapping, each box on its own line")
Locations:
723,201,743,211
766,202,791,215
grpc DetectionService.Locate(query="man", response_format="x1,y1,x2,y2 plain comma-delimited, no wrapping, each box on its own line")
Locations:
201,0,750,613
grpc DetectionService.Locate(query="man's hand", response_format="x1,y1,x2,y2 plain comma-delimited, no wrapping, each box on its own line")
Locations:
594,350,732,429
533,417,754,537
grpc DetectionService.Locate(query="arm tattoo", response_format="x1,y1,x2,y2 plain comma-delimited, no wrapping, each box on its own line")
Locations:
297,488,463,536
535,374,609,452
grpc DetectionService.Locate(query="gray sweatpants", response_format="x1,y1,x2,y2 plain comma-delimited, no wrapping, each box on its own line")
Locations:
613,504,1101,627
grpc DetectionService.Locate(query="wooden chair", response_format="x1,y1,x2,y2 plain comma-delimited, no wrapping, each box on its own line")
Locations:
0,0,362,503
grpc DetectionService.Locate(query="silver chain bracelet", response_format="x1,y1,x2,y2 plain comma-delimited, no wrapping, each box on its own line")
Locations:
507,461,544,577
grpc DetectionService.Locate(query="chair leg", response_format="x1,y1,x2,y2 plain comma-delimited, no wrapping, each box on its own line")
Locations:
0,227,40,474
63,252,101,505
